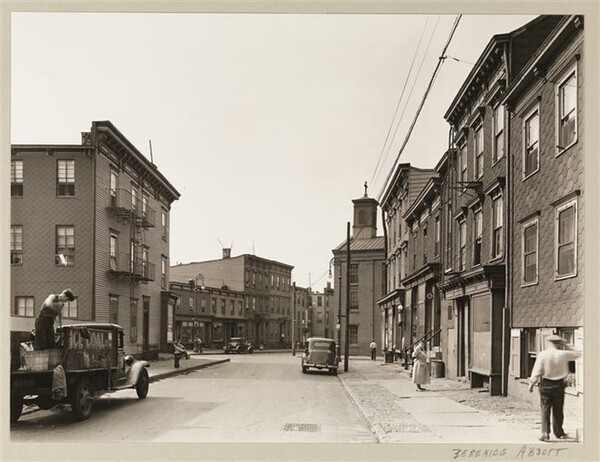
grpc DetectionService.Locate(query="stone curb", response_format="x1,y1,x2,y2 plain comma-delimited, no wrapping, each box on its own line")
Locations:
337,371,386,443
149,358,230,382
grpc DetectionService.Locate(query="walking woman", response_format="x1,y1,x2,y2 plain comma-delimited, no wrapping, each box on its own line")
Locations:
411,342,430,391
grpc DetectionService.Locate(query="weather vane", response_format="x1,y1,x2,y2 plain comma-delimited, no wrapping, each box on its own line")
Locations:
364,181,368,197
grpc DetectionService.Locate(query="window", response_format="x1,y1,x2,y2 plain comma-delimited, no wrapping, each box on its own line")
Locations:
61,298,78,319
56,225,75,266
473,209,482,266
131,183,138,212
422,224,428,265
349,325,359,345
493,104,505,162
350,291,358,311
230,300,235,315
349,264,358,284
221,299,226,315
15,296,34,317
522,219,539,285
57,160,75,196
238,300,243,315
317,296,322,306
11,225,23,265
459,143,467,187
142,193,149,219
555,200,577,278
459,219,467,271
446,203,453,271
130,298,138,341
141,247,149,277
110,234,118,271
211,297,217,314
557,66,577,150
474,124,484,179
161,209,168,240
317,312,323,324
161,256,168,289
412,231,418,269
492,195,504,259
109,168,118,206
523,107,539,178
11,160,23,196
434,216,440,256
109,295,119,325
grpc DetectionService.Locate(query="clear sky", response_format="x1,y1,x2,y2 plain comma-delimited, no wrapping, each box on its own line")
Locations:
11,12,536,289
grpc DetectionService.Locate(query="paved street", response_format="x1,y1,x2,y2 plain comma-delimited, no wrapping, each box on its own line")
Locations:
10,353,375,443
10,353,583,446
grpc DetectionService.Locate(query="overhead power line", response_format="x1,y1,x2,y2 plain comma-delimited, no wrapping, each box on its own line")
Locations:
377,14,463,201
370,15,432,188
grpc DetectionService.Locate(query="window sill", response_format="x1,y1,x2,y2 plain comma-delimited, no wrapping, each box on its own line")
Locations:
556,139,578,157
521,281,539,288
522,168,540,181
554,272,577,282
489,255,503,264
491,157,505,167
56,195,77,199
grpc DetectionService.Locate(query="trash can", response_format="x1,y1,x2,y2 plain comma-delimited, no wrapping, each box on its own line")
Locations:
431,359,445,378
384,351,394,363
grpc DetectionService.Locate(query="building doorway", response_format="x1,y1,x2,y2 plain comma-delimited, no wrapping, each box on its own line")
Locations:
457,297,470,377
143,296,150,353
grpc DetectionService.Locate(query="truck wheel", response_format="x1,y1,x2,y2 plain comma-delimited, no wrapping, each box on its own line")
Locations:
10,397,23,424
330,368,338,376
71,378,93,421
136,369,149,399
302,366,308,373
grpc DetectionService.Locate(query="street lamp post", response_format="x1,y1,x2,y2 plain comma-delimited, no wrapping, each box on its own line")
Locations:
189,273,204,352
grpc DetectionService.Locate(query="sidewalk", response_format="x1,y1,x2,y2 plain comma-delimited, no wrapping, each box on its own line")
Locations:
338,358,582,444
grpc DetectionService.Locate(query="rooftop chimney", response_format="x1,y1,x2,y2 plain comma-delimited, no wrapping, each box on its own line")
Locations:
222,248,231,259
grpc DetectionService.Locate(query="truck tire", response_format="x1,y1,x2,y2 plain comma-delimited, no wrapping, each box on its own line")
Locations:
136,368,149,399
10,397,23,424
302,366,308,373
71,378,93,421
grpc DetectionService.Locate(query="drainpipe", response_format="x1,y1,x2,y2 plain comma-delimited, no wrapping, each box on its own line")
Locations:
501,43,512,397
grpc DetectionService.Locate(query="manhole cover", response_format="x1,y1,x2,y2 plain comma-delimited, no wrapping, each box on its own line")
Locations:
283,423,320,432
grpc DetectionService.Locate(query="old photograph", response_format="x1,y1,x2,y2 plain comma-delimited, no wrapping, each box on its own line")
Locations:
3,2,597,461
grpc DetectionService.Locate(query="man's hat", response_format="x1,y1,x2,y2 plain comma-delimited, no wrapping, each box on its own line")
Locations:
547,334,565,343
61,288,76,301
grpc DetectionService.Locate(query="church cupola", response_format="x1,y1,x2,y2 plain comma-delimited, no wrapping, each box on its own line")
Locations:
352,182,379,239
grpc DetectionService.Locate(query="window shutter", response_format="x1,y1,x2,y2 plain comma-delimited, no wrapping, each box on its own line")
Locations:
575,327,583,393
510,329,522,378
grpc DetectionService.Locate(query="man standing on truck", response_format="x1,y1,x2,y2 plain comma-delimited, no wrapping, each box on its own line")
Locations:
34,289,76,350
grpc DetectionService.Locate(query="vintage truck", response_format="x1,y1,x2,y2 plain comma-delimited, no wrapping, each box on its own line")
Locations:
10,323,150,424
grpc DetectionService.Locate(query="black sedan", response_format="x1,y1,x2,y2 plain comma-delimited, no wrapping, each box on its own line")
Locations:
223,337,254,354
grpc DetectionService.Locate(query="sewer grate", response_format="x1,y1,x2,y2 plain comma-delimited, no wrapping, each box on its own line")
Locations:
283,423,320,432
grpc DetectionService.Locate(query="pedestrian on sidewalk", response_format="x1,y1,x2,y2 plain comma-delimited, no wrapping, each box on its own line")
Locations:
369,340,377,361
411,342,429,391
528,334,581,442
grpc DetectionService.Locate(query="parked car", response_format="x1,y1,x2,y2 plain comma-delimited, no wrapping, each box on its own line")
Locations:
301,337,338,375
10,323,149,424
223,337,254,354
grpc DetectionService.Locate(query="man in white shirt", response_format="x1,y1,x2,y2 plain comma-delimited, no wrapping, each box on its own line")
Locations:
528,334,581,442
369,340,377,361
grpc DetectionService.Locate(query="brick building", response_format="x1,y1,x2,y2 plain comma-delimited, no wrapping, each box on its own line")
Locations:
378,164,436,359
309,283,335,339
170,250,293,348
502,15,584,413
332,186,385,357
292,285,311,346
10,121,180,359
402,177,443,361
168,280,247,349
